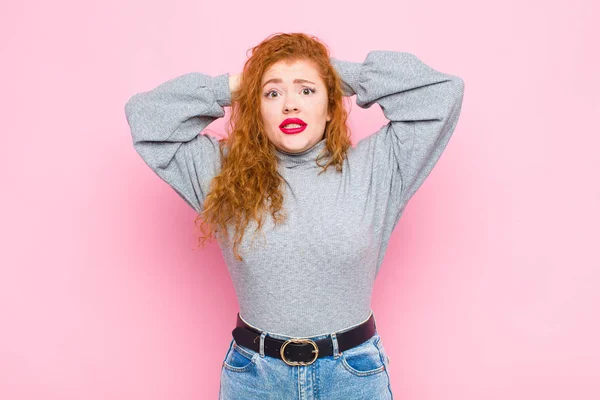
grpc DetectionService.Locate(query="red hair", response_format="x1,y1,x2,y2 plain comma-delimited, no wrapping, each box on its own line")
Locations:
196,32,352,261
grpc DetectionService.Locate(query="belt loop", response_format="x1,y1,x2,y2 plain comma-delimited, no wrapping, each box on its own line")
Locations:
331,332,341,359
259,331,267,357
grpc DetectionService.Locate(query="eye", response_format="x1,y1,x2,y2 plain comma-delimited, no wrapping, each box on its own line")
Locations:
302,87,316,95
264,90,279,98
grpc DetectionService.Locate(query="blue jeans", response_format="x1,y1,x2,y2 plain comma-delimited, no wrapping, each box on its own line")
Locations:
219,324,393,399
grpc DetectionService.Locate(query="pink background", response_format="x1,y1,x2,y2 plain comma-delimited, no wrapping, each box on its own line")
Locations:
2,0,599,398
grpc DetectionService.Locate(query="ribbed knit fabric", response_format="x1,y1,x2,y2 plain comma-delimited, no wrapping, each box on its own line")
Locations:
124,50,465,338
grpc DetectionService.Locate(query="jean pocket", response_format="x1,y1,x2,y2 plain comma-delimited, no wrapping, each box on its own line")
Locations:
340,334,386,377
222,340,258,372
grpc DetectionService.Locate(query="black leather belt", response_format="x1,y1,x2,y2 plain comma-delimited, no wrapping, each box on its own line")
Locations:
231,312,377,366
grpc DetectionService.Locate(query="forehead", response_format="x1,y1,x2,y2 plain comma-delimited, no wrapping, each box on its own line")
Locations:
261,59,322,84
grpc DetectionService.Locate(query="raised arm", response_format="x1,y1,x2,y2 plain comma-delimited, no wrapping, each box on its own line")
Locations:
124,72,231,213
331,51,465,222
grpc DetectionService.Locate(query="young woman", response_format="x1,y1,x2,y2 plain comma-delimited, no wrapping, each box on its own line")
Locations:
125,32,464,399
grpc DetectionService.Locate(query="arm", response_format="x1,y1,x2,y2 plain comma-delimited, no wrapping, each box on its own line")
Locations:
331,51,465,222
124,72,231,213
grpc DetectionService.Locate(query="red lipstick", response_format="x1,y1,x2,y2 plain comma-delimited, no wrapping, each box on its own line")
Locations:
279,118,307,135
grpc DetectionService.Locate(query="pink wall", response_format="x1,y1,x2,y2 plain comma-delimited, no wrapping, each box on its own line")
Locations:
2,0,599,398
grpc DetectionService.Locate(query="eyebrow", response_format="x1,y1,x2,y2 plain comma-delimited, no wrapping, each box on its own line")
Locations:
262,78,316,88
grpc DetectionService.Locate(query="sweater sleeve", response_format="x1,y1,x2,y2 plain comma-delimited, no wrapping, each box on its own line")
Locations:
124,72,231,213
331,51,465,225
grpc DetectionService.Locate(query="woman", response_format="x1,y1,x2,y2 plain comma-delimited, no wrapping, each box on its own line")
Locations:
125,32,464,399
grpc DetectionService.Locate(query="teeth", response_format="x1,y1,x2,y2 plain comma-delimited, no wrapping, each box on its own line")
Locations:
284,123,303,128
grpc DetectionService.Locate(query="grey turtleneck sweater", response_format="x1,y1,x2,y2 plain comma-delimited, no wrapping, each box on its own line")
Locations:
124,51,465,338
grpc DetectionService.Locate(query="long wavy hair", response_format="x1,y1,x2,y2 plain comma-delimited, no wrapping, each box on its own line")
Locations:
195,32,352,261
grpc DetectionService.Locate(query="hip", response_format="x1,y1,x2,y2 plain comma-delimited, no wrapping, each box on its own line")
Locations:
219,330,393,399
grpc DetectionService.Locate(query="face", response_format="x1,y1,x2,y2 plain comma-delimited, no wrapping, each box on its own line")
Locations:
260,59,331,154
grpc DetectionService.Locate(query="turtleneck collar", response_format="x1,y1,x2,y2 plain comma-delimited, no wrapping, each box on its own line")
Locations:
273,138,329,168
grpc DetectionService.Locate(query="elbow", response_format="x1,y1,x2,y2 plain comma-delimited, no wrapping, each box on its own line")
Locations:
124,94,141,119
124,94,146,144
451,76,465,100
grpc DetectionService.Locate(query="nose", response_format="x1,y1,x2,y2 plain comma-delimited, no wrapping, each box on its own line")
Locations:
283,96,300,113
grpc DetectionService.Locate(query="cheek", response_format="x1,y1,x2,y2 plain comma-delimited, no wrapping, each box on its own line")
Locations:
317,96,329,115
318,102,330,119
260,104,276,124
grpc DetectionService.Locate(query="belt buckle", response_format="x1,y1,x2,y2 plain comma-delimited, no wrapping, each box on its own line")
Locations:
280,338,319,366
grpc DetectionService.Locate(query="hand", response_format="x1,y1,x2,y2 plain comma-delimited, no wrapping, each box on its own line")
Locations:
229,73,242,94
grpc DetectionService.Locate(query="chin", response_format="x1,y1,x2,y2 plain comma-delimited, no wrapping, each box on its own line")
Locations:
276,135,304,147
279,145,303,153
290,140,315,149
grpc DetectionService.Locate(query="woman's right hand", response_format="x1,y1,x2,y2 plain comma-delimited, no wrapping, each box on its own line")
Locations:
229,73,241,94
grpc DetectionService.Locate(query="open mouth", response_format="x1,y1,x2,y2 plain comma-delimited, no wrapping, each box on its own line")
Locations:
279,124,307,134
279,118,307,134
